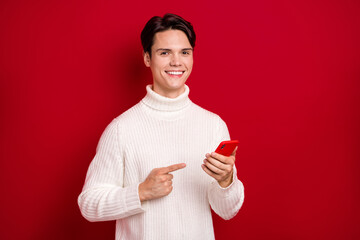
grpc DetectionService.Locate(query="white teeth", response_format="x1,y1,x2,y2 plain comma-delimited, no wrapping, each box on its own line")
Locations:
167,71,183,75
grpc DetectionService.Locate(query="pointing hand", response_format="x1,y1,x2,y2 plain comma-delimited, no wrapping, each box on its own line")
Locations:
139,163,186,202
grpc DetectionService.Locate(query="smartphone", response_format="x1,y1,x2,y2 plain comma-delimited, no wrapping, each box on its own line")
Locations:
215,140,239,157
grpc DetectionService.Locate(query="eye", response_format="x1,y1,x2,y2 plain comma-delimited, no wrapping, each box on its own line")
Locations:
160,51,169,56
182,50,192,56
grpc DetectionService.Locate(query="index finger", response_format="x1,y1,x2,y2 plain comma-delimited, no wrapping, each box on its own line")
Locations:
159,163,186,173
209,151,235,164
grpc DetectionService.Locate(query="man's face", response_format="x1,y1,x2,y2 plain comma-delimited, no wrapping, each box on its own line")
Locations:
144,29,193,98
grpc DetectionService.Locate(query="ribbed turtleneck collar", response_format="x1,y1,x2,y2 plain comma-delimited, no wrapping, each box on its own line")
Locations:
141,85,191,112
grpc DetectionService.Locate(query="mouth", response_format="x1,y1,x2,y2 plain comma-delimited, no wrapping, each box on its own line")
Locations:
165,70,185,77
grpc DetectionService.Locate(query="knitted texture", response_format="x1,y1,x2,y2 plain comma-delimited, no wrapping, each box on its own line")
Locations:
78,85,245,240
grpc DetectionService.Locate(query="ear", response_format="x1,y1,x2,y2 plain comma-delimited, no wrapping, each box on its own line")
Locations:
143,51,151,67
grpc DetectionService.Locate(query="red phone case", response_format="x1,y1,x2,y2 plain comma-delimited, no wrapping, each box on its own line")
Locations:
215,140,239,157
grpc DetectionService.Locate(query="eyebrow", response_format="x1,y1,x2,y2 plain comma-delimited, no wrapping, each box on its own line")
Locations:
155,48,194,52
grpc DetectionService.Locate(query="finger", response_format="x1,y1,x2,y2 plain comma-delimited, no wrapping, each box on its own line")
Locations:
164,180,173,186
203,159,223,174
209,152,233,164
160,163,186,173
165,173,173,181
158,173,173,182
204,156,227,171
231,146,238,157
201,164,220,180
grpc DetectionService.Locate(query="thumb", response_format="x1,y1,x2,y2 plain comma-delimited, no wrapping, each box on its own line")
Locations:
231,146,238,157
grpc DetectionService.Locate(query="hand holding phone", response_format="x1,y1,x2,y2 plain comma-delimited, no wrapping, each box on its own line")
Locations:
202,140,239,188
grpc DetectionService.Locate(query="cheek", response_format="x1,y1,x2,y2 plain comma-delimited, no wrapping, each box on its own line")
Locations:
151,59,168,71
186,59,194,71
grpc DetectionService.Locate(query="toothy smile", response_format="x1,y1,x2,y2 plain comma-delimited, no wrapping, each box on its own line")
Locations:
165,71,185,76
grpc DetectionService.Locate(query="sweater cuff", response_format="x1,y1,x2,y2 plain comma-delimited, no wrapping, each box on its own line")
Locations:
212,170,240,198
123,183,146,215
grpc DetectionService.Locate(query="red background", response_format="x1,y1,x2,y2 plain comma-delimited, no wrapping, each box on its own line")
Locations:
1,0,359,239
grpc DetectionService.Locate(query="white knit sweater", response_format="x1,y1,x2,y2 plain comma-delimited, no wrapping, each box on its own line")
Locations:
78,85,244,240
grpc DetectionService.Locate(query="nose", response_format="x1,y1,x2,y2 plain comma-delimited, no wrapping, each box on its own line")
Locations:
170,53,181,66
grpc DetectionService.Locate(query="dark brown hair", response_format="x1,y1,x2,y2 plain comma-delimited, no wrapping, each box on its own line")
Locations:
141,13,196,56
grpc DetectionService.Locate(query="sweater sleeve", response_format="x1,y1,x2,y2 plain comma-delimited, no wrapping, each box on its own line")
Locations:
77,119,145,222
208,116,245,220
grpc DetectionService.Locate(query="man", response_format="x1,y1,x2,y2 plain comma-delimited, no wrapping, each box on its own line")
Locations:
78,13,244,240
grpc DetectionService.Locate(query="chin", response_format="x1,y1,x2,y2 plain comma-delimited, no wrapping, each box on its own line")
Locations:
167,82,186,90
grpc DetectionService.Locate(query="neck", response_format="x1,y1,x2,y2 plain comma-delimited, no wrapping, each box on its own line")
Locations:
141,84,191,112
152,85,186,99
